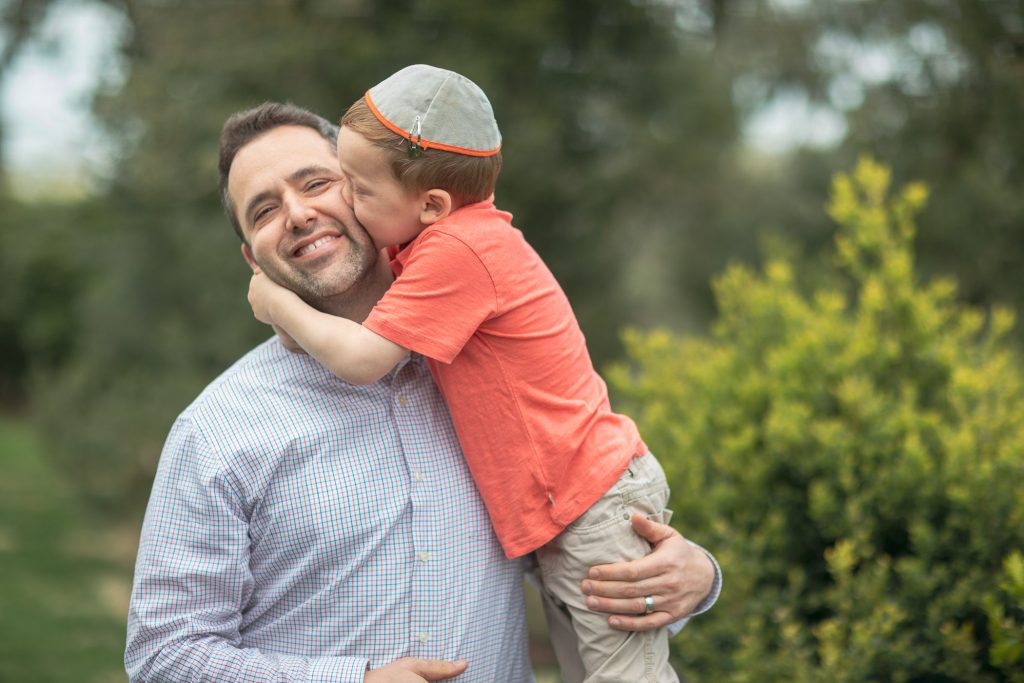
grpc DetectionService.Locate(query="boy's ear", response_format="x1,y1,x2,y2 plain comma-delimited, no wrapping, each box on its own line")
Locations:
240,243,260,273
419,189,453,225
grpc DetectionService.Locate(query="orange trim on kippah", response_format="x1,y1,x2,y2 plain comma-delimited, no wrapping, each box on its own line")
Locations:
363,90,501,158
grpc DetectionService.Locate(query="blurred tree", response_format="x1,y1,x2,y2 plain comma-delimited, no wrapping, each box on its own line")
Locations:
15,0,747,510
708,0,1024,322
0,199,90,403
3,0,1021,513
0,0,57,174
0,0,63,401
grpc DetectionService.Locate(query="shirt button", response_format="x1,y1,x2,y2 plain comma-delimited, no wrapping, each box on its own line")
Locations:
418,552,430,562
397,395,408,406
413,472,425,482
418,632,430,643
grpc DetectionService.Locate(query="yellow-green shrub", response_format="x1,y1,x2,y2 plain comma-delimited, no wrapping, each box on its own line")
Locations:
610,157,1024,682
986,552,1024,682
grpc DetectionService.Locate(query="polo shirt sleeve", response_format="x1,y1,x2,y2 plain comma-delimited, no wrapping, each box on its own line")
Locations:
364,231,497,364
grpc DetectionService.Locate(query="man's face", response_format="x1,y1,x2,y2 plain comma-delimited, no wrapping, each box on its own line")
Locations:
228,125,376,308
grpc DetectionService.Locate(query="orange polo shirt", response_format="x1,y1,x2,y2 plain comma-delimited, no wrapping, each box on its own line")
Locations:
363,198,645,558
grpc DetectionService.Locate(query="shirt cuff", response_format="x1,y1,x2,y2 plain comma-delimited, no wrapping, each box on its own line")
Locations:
308,656,371,683
666,540,723,637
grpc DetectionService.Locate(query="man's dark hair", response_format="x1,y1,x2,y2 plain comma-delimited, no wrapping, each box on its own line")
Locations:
218,102,339,240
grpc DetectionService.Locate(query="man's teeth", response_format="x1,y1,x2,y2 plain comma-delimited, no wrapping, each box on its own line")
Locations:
298,236,337,255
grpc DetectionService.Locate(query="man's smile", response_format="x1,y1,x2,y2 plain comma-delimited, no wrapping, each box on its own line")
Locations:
288,229,345,261
295,235,338,256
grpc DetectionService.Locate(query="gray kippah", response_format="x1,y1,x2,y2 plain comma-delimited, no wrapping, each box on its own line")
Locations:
365,64,501,157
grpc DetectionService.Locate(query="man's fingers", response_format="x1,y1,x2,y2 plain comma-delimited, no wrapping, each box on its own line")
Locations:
587,515,682,582
410,658,468,680
365,658,468,682
585,593,660,615
629,513,677,545
582,577,659,600
605,612,675,632
588,549,660,582
585,591,693,621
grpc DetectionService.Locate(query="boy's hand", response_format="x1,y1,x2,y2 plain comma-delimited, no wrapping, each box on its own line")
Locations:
248,271,297,325
364,657,468,682
581,514,715,631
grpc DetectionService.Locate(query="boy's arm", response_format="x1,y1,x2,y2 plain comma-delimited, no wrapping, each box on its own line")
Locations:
248,271,407,384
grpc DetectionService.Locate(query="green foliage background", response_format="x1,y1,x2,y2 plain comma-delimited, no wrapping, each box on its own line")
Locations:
611,158,1024,680
1,0,1023,681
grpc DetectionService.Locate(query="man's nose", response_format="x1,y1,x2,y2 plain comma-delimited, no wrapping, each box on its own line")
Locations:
284,198,317,231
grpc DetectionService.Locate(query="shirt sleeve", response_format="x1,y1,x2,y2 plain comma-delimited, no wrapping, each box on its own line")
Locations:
125,416,370,683
667,541,723,638
364,231,497,364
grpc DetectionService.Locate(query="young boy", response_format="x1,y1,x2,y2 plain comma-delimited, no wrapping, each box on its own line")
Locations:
248,64,679,681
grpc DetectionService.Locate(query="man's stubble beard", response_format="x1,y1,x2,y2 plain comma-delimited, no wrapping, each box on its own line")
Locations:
256,222,375,316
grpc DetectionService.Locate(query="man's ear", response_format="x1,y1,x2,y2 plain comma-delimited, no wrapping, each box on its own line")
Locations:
240,243,260,273
419,189,453,225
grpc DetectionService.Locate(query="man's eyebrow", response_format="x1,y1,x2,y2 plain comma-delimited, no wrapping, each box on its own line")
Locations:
287,164,337,184
243,165,338,226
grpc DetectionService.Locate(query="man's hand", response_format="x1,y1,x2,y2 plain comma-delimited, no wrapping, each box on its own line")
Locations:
364,657,468,682
247,270,298,325
581,514,714,632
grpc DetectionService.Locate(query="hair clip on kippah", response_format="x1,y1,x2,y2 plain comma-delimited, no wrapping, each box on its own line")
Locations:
407,115,423,159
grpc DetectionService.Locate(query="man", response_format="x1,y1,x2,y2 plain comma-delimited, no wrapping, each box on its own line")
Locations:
125,102,720,683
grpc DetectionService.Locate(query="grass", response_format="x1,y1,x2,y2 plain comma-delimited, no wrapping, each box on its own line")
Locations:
0,416,135,683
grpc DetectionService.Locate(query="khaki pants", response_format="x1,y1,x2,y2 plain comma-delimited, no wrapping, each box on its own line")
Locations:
534,452,678,683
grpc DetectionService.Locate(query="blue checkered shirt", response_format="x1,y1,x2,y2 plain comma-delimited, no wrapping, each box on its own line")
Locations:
125,340,534,682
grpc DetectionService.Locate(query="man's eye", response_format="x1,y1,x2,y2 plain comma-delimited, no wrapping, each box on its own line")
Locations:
306,179,330,192
254,206,275,223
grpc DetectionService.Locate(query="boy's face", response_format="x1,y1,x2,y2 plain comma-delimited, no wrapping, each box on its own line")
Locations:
337,126,425,249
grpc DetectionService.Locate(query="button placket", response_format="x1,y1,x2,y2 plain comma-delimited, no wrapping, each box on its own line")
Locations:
393,365,439,657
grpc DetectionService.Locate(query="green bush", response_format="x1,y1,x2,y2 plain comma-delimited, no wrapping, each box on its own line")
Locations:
986,552,1024,682
610,157,1024,682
